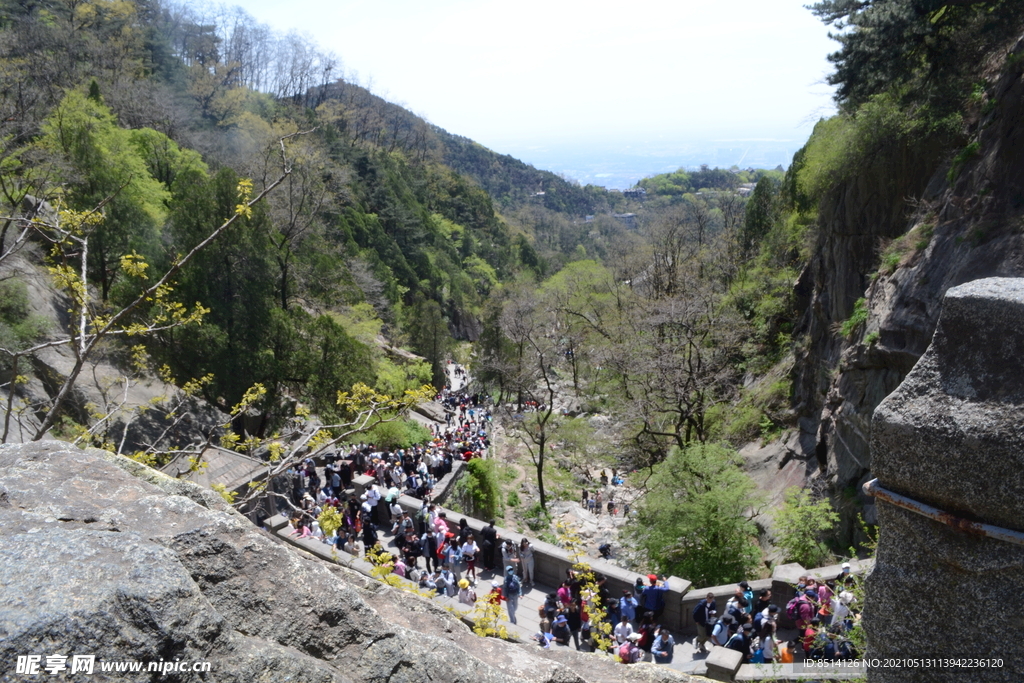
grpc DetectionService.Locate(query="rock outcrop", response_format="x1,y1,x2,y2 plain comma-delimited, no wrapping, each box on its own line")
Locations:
865,278,1024,682
792,33,1024,540
0,441,691,683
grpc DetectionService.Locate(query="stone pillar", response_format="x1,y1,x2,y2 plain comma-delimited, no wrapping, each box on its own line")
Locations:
867,278,1024,683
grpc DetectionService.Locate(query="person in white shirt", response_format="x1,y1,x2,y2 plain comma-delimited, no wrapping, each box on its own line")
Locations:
614,614,634,645
712,614,733,646
457,578,477,605
833,590,855,630
460,535,480,583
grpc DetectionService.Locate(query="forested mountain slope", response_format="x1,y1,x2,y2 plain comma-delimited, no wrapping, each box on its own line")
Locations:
0,0,552,442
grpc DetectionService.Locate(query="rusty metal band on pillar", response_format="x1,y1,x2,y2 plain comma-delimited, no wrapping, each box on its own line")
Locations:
863,478,1024,547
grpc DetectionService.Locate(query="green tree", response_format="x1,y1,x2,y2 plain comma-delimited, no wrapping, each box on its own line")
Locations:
773,487,840,567
809,0,1024,111
40,90,170,301
626,443,763,586
407,297,451,390
457,458,502,520
742,176,781,258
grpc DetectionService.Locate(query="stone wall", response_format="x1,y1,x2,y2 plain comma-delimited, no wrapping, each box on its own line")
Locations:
865,278,1024,683
304,490,693,632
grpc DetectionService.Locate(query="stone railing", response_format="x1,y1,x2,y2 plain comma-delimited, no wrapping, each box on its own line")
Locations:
676,559,873,636
271,473,876,640
267,492,692,631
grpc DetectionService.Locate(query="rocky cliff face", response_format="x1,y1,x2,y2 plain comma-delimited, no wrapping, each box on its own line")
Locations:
793,33,1024,539
0,441,690,683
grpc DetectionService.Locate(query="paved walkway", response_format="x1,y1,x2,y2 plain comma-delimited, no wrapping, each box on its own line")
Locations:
374,361,712,673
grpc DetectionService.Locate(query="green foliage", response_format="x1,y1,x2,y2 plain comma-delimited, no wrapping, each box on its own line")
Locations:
356,418,431,450
641,165,740,197
455,458,503,521
41,90,171,301
773,487,840,568
947,141,980,183
840,298,868,339
810,0,1024,113
864,331,880,346
331,303,383,346
524,501,551,531
374,357,432,397
506,490,520,507
406,297,452,390
727,263,798,370
0,281,47,353
795,94,912,206
877,220,935,278
742,176,782,257
318,506,343,538
707,377,791,445
470,591,511,640
626,443,763,586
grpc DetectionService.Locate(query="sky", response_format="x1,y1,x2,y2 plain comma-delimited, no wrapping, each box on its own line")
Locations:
231,0,840,186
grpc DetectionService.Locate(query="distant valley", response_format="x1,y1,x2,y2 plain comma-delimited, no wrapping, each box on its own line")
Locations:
494,138,799,189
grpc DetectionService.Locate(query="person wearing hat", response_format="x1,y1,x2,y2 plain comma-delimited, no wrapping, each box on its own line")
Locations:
486,580,505,608
711,613,732,647
457,578,474,604
832,588,856,632
642,574,670,621
551,614,572,646
618,633,642,663
796,588,818,631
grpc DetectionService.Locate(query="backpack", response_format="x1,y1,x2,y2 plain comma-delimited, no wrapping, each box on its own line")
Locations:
505,574,521,596
786,596,804,621
753,611,765,631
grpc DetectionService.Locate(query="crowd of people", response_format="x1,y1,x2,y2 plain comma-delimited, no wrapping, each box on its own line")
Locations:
580,470,630,518
283,368,492,556
274,358,871,673
691,566,860,665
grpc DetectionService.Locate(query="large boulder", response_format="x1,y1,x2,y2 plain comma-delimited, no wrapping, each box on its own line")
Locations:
865,278,1024,682
0,441,692,683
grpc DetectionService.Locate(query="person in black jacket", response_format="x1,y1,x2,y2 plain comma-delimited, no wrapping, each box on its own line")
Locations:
565,599,583,649
692,592,716,654
480,520,498,571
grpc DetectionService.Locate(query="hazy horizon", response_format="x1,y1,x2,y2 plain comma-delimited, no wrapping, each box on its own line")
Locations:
233,0,839,188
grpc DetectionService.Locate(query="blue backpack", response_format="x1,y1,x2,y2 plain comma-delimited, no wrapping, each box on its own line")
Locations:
505,575,521,596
